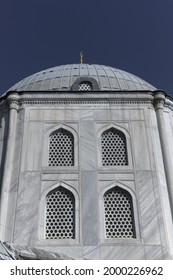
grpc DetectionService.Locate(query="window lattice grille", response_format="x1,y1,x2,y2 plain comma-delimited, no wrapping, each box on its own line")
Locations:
79,82,92,91
104,187,135,238
45,187,75,239
101,128,128,166
48,129,74,167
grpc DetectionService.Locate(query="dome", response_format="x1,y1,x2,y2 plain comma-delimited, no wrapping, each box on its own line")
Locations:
8,64,156,92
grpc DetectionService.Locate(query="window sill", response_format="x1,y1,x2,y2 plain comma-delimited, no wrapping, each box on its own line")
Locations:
42,166,79,174
100,237,141,245
37,239,80,246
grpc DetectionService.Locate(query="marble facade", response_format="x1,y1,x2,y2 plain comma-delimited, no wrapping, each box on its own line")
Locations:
0,82,173,259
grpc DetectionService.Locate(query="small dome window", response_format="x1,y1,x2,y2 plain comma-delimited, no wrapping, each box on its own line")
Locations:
78,81,92,91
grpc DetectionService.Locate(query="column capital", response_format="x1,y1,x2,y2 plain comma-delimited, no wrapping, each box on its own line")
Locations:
153,91,165,110
7,92,19,110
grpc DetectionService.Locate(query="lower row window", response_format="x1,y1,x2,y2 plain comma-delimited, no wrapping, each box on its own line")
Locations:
104,187,135,238
45,187,75,239
45,186,135,240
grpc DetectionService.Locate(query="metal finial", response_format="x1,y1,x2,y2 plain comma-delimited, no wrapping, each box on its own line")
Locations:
80,51,83,64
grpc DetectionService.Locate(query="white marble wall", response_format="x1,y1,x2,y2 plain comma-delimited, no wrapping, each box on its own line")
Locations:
1,92,173,259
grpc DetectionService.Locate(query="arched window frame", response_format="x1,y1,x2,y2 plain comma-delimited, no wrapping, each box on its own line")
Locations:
42,123,78,169
97,124,133,169
39,182,80,244
99,181,140,244
71,77,100,91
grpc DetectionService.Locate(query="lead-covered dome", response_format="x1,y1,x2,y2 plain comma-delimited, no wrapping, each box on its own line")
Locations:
8,64,156,92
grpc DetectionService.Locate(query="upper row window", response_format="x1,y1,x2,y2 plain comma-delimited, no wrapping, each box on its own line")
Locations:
48,128,74,167
101,128,128,166
48,127,128,167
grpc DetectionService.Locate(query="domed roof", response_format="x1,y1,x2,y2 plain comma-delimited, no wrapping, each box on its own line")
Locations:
8,64,156,92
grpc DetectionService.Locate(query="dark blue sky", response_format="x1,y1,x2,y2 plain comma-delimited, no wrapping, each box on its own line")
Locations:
0,0,173,95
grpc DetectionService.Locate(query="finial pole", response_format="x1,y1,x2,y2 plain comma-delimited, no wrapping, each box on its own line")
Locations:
80,52,83,64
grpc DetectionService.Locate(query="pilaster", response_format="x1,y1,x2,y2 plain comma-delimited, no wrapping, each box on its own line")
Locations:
0,93,19,241
154,92,173,219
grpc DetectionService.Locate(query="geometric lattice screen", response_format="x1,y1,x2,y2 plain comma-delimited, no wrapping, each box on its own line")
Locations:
45,187,75,239
48,128,74,167
101,128,128,166
79,82,92,91
104,187,135,238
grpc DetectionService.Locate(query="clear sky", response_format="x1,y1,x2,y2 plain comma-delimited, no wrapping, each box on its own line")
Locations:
0,0,173,96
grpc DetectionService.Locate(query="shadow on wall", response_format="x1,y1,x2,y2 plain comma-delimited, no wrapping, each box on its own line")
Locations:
0,112,9,201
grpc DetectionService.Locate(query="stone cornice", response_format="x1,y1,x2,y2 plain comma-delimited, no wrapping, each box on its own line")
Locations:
9,92,154,106
18,98,153,105
2,91,169,107
165,98,173,111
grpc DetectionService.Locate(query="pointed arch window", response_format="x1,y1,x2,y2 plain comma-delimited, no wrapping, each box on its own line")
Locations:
101,128,128,166
45,186,75,239
104,186,135,238
48,128,74,167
